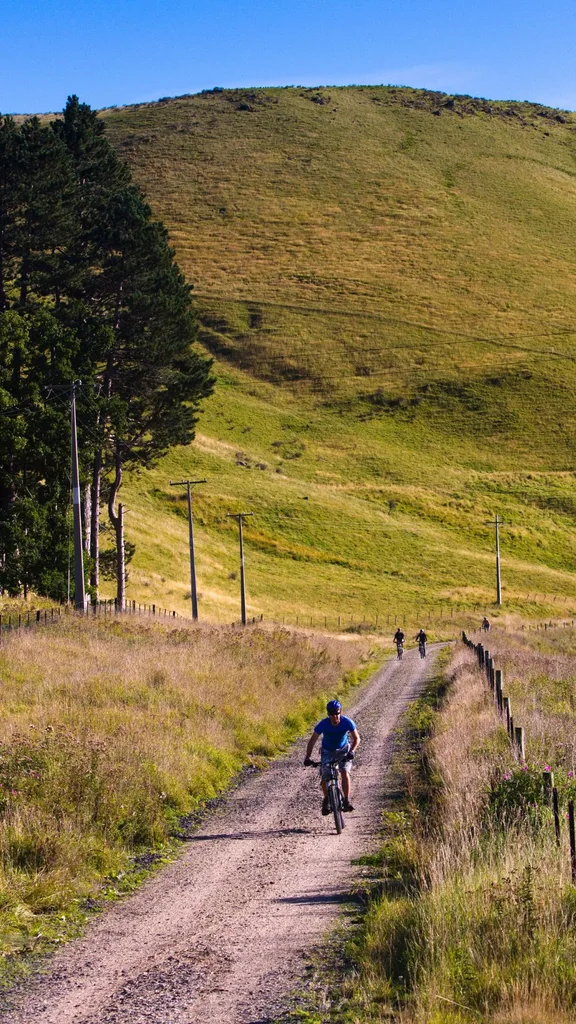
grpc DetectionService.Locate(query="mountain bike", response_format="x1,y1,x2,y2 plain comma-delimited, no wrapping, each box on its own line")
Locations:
307,755,347,834
418,640,426,658
396,641,404,660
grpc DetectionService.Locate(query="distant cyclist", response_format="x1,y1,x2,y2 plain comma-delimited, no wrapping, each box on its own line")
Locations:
482,617,491,632
304,700,360,814
393,628,405,657
415,628,428,657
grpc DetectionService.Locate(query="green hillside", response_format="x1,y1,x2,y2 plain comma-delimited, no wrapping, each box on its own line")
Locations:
95,87,576,622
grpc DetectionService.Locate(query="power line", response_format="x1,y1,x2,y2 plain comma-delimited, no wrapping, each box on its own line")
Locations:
194,290,576,350
213,354,571,388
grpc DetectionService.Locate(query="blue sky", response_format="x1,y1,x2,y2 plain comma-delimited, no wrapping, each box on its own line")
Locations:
2,0,575,114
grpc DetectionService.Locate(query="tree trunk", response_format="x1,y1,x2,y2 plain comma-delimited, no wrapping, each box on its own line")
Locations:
83,484,91,553
90,451,101,600
116,503,125,612
0,249,7,313
107,451,124,610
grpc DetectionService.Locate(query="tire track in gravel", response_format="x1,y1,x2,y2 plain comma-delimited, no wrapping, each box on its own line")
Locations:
1,645,442,1024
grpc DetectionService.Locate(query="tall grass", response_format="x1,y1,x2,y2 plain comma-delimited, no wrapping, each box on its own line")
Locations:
0,616,373,974
473,626,576,769
331,636,576,1023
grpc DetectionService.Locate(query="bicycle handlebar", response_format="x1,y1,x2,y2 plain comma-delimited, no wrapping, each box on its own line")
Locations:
305,754,352,768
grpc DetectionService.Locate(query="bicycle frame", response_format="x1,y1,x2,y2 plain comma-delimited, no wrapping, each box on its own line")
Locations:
308,754,347,833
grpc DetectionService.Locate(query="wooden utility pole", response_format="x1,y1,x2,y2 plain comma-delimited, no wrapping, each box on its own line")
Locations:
170,479,206,621
45,381,86,610
227,513,253,625
70,383,86,612
484,513,511,606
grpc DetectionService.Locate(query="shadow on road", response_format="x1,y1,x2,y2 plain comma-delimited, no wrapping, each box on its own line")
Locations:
274,891,361,905
185,827,312,842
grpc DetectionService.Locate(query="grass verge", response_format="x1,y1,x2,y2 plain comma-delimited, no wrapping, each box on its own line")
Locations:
0,615,377,989
290,631,576,1023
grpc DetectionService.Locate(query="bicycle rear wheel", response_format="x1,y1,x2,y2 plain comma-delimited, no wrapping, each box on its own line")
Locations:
329,784,344,834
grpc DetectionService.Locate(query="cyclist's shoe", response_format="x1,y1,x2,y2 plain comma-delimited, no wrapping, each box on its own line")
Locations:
342,799,354,812
321,796,330,816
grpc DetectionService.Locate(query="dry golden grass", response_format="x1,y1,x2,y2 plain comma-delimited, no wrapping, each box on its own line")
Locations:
0,615,373,968
337,640,576,1023
468,625,576,769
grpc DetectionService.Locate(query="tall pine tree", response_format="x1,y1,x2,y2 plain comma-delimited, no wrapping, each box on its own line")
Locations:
0,98,214,603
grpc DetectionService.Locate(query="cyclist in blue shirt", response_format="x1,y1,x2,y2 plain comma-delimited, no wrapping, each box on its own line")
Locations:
304,700,360,814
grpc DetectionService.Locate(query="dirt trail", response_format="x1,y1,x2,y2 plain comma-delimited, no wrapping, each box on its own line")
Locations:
1,647,439,1024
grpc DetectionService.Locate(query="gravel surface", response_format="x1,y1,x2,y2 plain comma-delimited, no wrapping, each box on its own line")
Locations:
1,646,439,1024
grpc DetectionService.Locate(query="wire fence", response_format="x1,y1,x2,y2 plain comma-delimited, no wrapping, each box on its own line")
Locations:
462,629,576,881
0,599,184,644
3,600,576,645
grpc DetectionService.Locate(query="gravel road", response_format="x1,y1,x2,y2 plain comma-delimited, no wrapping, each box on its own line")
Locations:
1,646,439,1024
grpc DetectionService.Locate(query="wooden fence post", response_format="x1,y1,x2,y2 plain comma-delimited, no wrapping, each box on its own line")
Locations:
553,787,561,847
495,669,503,710
569,802,576,883
543,770,554,805
515,726,525,761
503,696,511,733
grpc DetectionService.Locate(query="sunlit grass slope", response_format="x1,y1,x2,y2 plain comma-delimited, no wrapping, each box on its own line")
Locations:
0,617,371,970
97,87,576,619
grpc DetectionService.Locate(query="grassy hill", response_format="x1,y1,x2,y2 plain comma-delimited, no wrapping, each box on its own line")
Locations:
94,87,576,623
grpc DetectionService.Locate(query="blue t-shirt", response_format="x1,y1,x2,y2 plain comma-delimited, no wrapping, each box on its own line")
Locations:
314,715,356,752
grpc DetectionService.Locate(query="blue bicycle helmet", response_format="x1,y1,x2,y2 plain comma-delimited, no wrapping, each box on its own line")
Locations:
326,699,342,714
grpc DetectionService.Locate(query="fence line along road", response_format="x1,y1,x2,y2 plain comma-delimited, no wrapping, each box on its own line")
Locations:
0,599,184,645
462,629,576,882
3,602,576,646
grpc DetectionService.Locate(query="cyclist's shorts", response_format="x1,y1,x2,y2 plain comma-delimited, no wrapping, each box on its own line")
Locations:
321,747,351,781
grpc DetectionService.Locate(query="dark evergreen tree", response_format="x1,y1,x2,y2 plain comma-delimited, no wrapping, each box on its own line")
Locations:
0,310,79,598
0,115,21,313
14,118,76,308
51,99,214,605
0,97,214,604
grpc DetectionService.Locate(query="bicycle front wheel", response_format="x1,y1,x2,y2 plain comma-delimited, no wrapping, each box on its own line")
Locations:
329,784,344,834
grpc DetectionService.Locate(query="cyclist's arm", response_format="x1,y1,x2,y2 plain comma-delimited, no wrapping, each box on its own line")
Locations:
305,731,320,759
349,728,360,753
